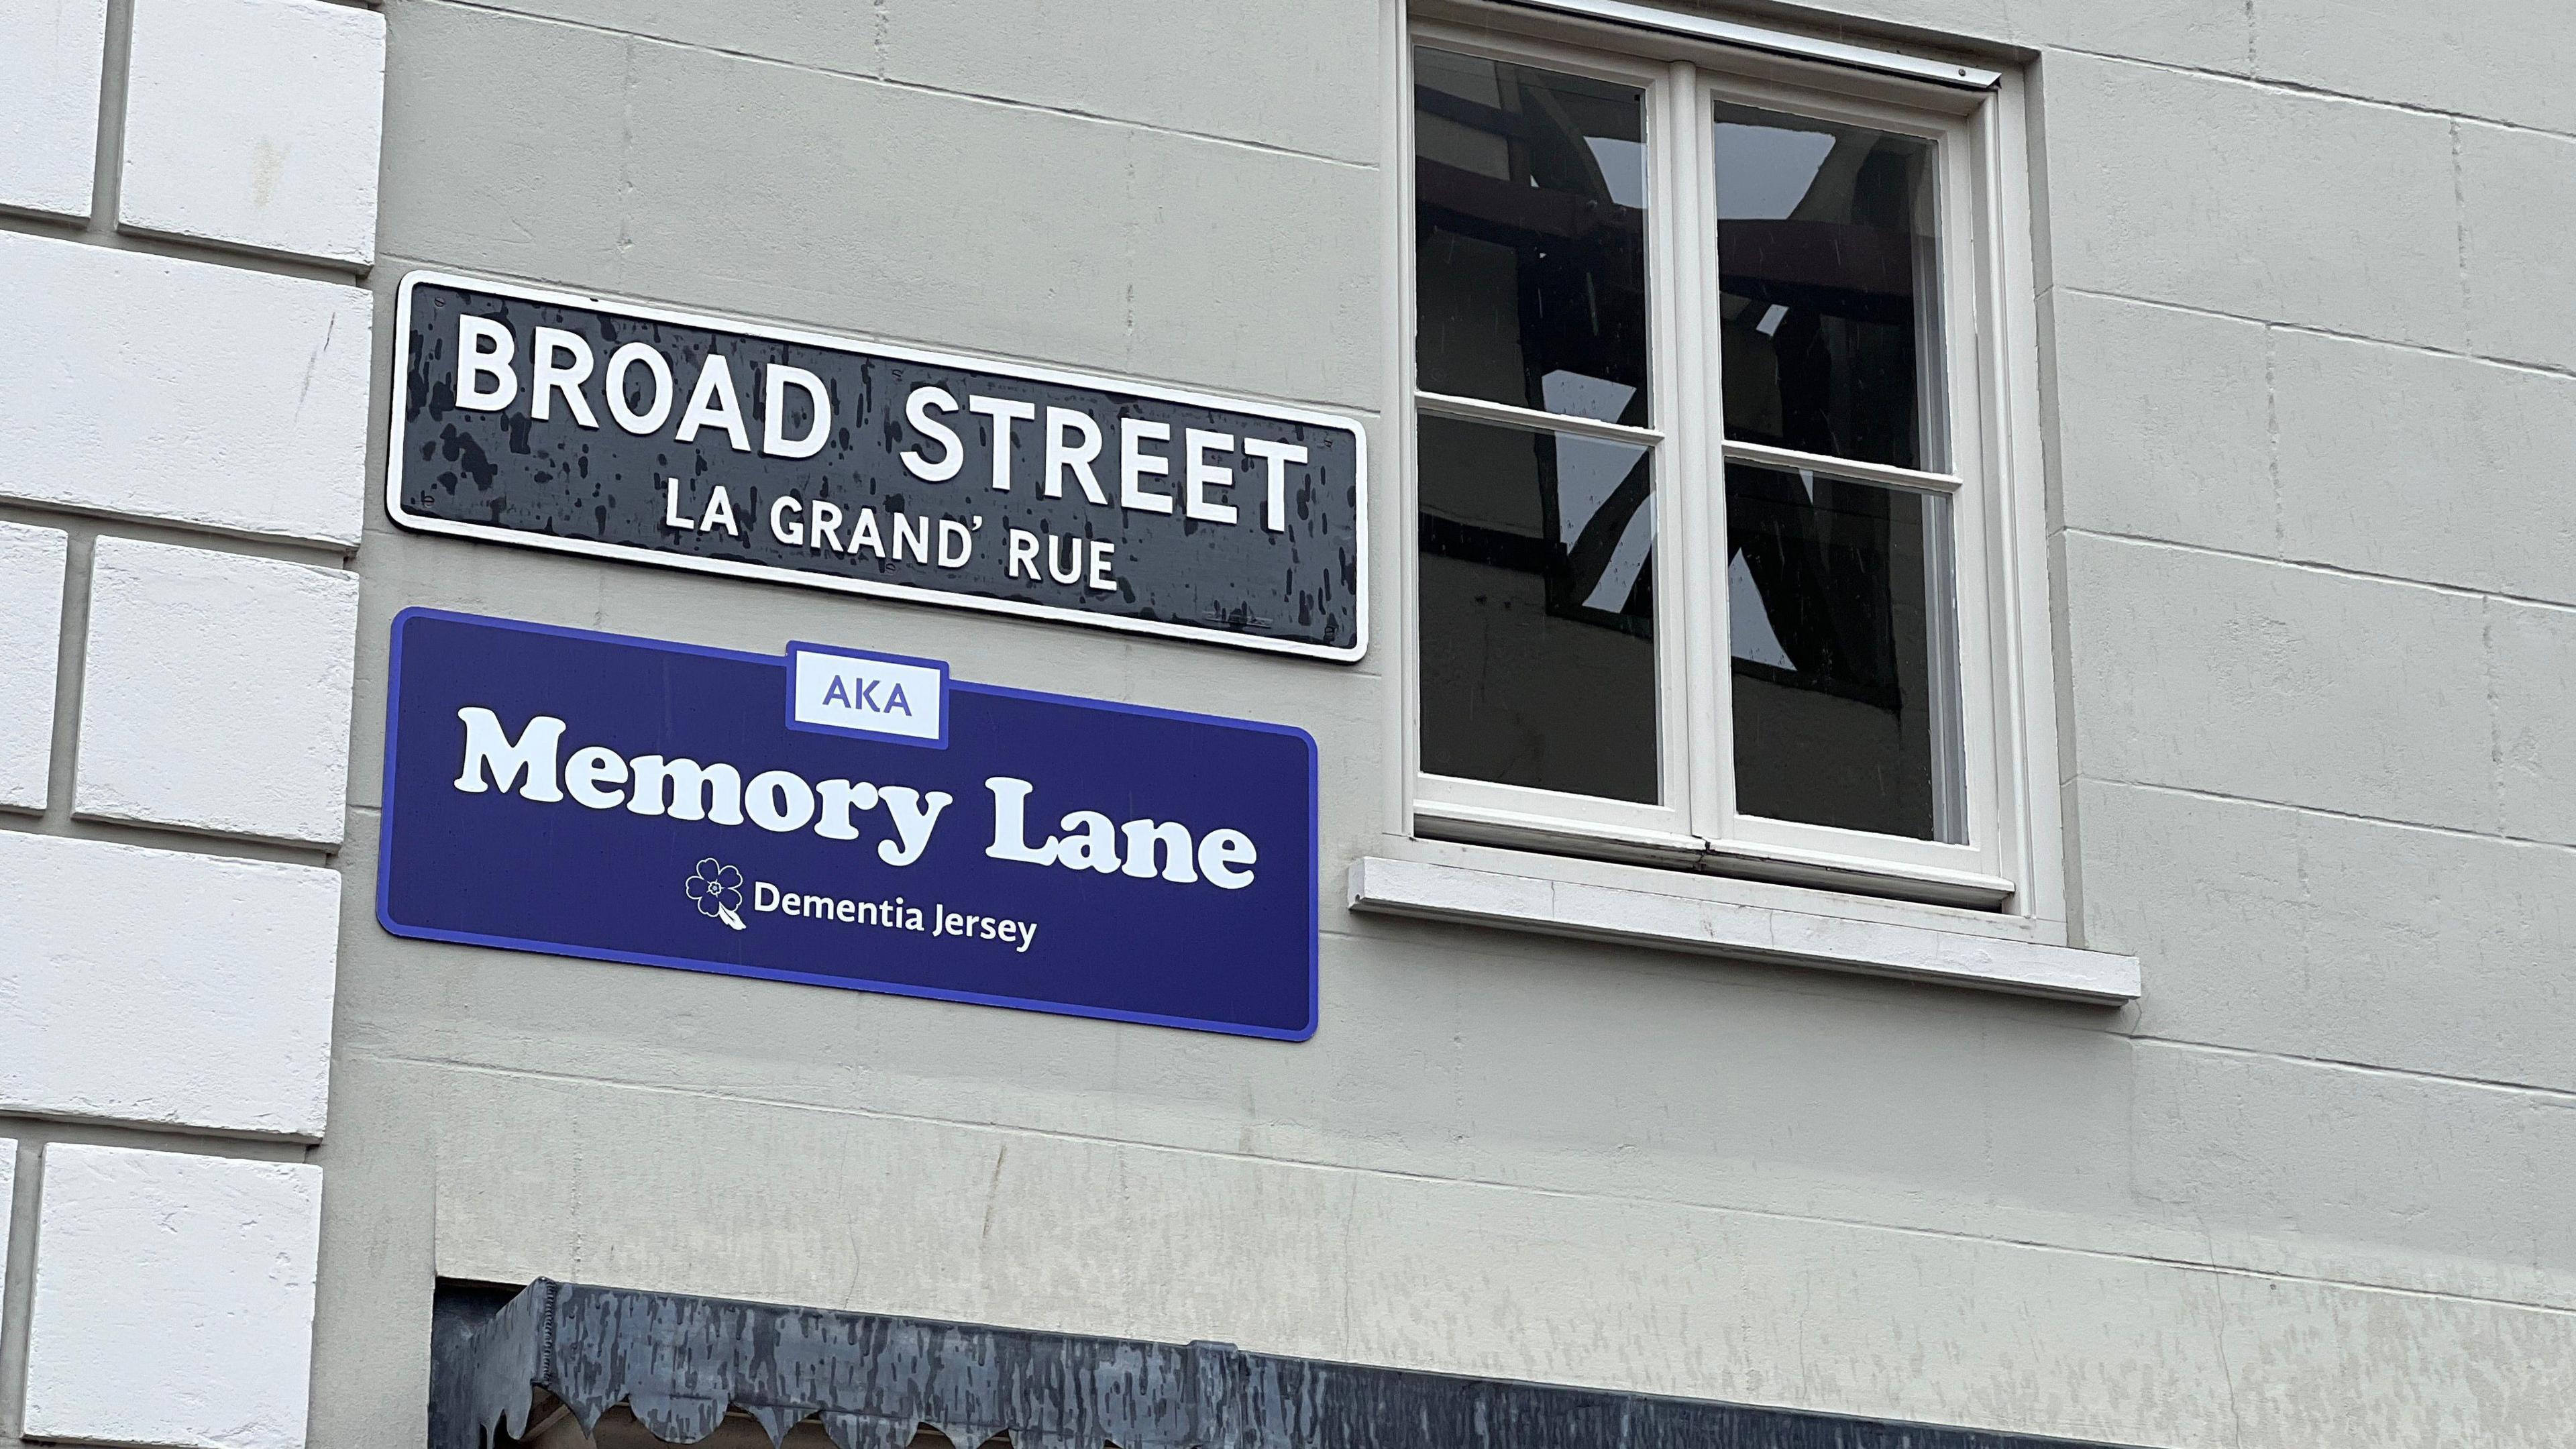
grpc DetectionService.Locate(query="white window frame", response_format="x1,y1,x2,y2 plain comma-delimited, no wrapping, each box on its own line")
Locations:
1395,1,2062,921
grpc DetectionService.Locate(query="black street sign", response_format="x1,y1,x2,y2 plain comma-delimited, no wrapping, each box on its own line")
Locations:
386,273,1368,660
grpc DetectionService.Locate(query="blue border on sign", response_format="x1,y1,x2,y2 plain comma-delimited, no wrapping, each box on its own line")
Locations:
375,606,1322,1042
780,641,953,750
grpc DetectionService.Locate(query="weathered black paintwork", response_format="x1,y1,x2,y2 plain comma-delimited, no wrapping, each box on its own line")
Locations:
430,1279,2131,1449
392,278,1364,656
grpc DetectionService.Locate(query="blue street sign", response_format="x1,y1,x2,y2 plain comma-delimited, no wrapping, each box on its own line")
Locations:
377,609,1319,1039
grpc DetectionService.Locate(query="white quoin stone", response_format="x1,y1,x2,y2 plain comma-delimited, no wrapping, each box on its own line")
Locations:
24,1145,324,1449
76,537,360,845
0,0,108,219
119,0,386,265
0,1138,13,1324
0,229,375,545
0,830,340,1136
0,519,68,812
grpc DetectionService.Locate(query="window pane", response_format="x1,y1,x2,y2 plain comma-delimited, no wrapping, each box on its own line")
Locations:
1415,48,1650,428
1712,104,1940,470
1726,462,1961,841
1419,413,1658,804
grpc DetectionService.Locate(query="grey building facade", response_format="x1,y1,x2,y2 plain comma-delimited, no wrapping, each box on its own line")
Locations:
0,1,2570,1448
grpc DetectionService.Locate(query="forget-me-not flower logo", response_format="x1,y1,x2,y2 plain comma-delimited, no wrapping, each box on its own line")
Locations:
684,858,747,930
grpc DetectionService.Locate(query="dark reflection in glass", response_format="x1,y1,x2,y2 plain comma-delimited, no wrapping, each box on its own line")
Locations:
1713,104,1939,470
1726,462,1958,841
1419,413,1658,803
1414,48,1650,428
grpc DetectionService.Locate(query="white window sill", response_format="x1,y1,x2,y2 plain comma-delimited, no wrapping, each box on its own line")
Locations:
1346,855,2139,1004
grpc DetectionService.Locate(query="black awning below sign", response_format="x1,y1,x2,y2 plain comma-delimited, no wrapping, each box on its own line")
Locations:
430,1279,2131,1449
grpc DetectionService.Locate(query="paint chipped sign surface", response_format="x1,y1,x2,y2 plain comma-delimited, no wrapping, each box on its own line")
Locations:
386,272,1368,661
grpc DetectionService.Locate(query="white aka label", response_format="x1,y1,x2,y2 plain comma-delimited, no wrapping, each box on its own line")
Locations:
789,646,945,743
